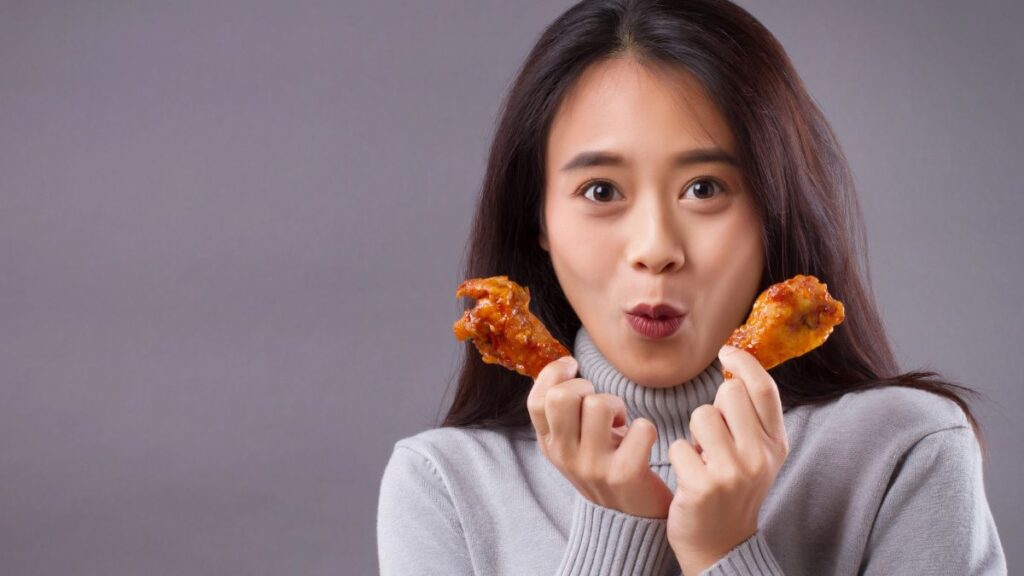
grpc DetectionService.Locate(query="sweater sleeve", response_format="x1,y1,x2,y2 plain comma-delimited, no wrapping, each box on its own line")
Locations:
556,494,676,575
696,531,785,575
860,425,1007,575
377,445,475,575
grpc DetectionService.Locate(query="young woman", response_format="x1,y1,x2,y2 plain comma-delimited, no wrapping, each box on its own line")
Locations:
377,1,1007,574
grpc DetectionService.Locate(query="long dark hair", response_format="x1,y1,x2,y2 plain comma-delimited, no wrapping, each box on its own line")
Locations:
440,0,986,453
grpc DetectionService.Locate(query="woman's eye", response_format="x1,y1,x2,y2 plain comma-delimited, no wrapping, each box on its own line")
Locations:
579,181,622,203
682,178,724,200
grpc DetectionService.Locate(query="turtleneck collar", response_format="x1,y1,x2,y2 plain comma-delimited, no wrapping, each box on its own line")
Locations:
572,326,725,465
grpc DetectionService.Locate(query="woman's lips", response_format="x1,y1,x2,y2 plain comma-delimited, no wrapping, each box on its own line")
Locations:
629,303,685,318
625,312,685,339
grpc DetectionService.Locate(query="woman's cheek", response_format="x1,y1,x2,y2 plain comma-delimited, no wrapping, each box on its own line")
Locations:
558,215,616,273
557,241,611,303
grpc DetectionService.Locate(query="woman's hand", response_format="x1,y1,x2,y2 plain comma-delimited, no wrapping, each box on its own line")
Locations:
667,345,790,575
528,356,673,519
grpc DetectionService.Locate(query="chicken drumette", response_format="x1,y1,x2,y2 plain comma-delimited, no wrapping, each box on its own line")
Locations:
725,274,845,376
453,276,570,379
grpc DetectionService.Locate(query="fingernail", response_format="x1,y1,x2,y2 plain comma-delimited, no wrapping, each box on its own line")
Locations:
719,345,740,356
561,356,578,377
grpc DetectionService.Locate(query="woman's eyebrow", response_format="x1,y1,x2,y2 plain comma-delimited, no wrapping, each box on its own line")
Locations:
560,147,740,172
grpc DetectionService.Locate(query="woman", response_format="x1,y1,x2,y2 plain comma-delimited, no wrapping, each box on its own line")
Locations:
377,0,1007,574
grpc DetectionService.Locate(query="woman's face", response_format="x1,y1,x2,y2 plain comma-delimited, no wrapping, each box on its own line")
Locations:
541,57,764,388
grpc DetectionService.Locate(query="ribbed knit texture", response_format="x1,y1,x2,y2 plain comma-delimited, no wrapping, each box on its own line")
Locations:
565,327,775,575
575,326,724,467
703,532,784,575
378,326,1007,575
555,494,672,575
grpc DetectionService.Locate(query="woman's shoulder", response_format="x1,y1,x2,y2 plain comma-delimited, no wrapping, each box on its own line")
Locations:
777,385,980,498
390,424,536,470
838,384,970,430
791,384,972,447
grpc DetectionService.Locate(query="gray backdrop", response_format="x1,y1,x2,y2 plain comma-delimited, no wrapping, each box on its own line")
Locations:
1,1,1021,574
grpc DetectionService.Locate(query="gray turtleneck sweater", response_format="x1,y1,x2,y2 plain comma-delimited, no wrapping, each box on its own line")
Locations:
377,327,1006,575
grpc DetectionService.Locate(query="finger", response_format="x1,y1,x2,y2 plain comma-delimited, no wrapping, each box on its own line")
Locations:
713,378,769,458
580,393,627,459
668,437,709,490
615,417,657,469
718,345,786,443
527,356,577,441
611,418,674,517
688,404,737,467
546,378,595,459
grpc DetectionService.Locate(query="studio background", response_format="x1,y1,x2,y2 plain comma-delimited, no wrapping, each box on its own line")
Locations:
1,1,1020,574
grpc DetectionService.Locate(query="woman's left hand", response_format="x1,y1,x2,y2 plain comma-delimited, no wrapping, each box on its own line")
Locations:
667,345,790,576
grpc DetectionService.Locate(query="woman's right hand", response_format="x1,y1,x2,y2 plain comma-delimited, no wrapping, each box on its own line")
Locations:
527,356,674,519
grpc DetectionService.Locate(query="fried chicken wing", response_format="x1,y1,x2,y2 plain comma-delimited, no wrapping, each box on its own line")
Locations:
453,276,570,379
725,274,845,376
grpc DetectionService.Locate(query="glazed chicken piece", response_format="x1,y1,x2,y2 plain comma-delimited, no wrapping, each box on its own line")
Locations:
725,274,845,376
453,276,570,379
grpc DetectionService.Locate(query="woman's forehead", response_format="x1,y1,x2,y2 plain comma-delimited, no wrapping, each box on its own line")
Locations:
548,57,736,163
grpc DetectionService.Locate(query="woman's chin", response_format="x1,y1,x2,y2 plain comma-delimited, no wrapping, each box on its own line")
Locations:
621,363,700,389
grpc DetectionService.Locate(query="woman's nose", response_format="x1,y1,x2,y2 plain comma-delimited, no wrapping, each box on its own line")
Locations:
626,205,685,274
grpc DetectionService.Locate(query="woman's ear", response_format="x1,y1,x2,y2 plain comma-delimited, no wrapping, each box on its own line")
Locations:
539,233,549,252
